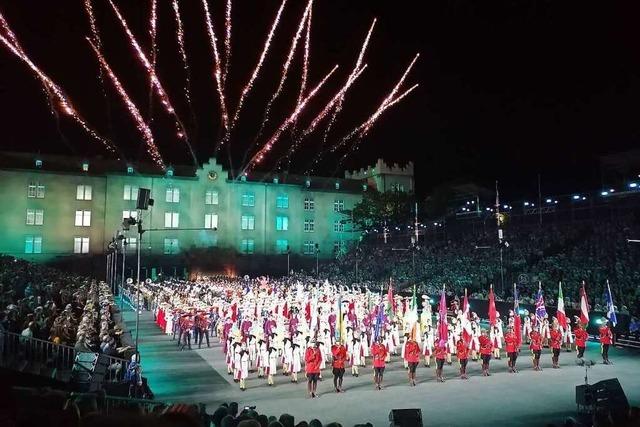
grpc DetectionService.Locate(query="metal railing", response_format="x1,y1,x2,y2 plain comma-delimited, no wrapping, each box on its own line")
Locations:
69,393,175,415
1,331,130,383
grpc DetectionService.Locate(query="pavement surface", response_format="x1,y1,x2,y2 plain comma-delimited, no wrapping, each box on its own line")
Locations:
123,307,640,427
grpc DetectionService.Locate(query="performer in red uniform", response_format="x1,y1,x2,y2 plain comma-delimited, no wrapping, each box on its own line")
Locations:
550,325,563,368
404,337,421,386
331,341,347,393
599,321,613,365
456,337,469,379
504,326,519,373
574,321,588,359
529,329,543,371
434,340,448,382
304,340,322,398
478,329,493,376
371,336,388,390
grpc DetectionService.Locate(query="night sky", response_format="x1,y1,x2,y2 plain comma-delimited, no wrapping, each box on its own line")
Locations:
1,0,640,199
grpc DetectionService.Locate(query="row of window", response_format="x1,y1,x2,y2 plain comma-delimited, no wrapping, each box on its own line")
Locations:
23,236,89,254
28,183,346,212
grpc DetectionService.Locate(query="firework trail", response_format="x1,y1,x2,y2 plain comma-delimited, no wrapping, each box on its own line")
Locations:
108,0,197,164
0,27,116,154
147,0,158,120
248,0,312,155
277,64,367,170
298,5,312,106
202,0,229,134
83,0,101,50
320,18,376,144
172,0,193,107
88,39,164,168
229,0,288,135
242,64,339,175
223,0,232,87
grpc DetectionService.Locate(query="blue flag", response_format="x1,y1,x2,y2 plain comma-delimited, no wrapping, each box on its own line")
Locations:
605,280,617,327
535,283,547,321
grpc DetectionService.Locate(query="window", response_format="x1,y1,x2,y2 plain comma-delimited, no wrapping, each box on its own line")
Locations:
26,209,44,226
74,237,90,254
27,182,45,198
164,212,179,228
122,210,138,220
76,185,92,200
25,236,42,254
166,187,180,203
125,237,137,251
205,213,219,229
334,241,346,254
303,241,316,255
276,216,288,231
334,199,345,212
241,215,255,230
304,197,315,211
304,219,315,232
241,192,255,207
205,190,219,205
75,210,91,227
123,185,138,201
241,239,255,254
334,220,344,232
163,238,179,254
276,194,289,208
276,239,289,254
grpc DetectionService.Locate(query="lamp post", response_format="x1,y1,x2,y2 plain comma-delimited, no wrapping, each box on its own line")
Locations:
286,245,290,276
315,243,320,278
135,211,142,351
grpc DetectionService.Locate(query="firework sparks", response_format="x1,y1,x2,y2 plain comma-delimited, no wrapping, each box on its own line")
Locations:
298,5,312,105
244,64,339,173
172,0,192,106
223,0,232,86
108,0,189,142
202,0,229,133
88,39,164,167
229,0,288,134
0,28,116,154
149,0,157,66
83,0,101,50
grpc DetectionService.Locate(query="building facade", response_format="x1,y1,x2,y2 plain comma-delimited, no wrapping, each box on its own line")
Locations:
0,154,413,266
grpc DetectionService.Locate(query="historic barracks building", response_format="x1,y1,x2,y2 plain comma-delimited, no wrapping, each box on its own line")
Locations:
0,152,413,275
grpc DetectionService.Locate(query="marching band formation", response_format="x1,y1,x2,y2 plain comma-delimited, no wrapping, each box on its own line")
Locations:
147,277,614,397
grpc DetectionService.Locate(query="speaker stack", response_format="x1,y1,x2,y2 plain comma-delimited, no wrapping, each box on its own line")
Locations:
389,409,423,427
71,352,109,392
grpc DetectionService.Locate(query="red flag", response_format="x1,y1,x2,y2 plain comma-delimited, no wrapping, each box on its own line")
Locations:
579,282,590,325
283,301,289,319
231,303,238,322
488,284,497,326
461,289,472,345
514,283,522,348
438,286,448,345
305,301,311,322
557,282,568,329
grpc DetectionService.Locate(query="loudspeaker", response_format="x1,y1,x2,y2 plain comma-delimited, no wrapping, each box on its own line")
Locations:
389,409,423,427
136,188,151,210
593,378,629,422
71,352,109,392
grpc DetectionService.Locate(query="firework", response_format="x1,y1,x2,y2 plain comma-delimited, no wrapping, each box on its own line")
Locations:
0,29,116,154
172,0,192,106
108,0,188,141
244,64,339,173
88,39,164,167
202,0,229,133
83,0,101,50
298,5,312,105
0,10,22,50
223,0,232,86
229,0,288,134
149,0,157,67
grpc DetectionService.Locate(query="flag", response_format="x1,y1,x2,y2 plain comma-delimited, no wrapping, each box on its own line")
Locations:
461,288,472,345
488,284,497,326
438,286,448,345
605,280,617,327
535,282,547,321
407,285,419,341
374,303,385,341
513,283,522,348
579,282,590,325
557,282,567,329
386,280,394,319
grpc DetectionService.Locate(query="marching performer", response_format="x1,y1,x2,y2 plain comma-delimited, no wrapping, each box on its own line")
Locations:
257,335,268,378
522,310,532,343
504,326,518,373
267,345,278,386
372,336,388,390
404,336,420,386
529,328,543,371
304,339,322,398
479,329,493,376
456,337,469,379
239,346,249,391
423,324,434,367
599,321,613,365
469,320,480,361
574,320,588,359
550,324,562,368
350,337,363,377
562,317,574,352
434,339,448,383
331,340,347,393
291,343,302,383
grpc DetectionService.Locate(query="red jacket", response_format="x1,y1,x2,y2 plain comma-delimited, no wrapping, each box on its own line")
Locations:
529,331,542,351
434,344,448,360
574,327,588,347
456,340,469,359
305,347,321,374
331,344,347,369
479,335,492,355
599,326,613,345
550,329,562,349
404,340,421,363
504,332,518,353
371,343,388,368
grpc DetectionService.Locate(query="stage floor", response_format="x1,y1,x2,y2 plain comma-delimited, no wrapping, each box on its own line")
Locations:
123,307,640,427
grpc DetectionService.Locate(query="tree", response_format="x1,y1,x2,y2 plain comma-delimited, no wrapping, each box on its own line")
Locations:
346,189,414,232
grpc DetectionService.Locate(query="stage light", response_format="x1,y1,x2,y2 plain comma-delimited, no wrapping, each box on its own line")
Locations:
582,196,587,200
546,198,552,203
573,195,580,200
629,182,637,188
601,191,608,196
524,202,530,206
609,189,614,193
